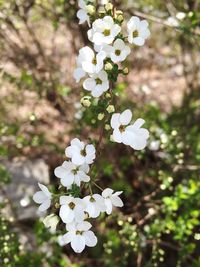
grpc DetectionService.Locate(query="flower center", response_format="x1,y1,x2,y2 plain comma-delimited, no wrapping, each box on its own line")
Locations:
90,197,95,203
119,125,126,132
132,30,139,38
92,57,97,65
72,168,78,175
95,78,102,85
115,49,121,56
76,230,83,235
81,148,87,156
103,29,110,36
68,202,75,210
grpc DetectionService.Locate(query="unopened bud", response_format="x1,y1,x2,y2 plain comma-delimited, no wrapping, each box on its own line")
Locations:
105,62,113,71
106,105,115,113
55,203,60,209
116,14,124,23
81,96,91,107
105,124,111,130
105,92,111,98
123,67,129,75
98,113,105,121
105,3,113,11
86,5,95,15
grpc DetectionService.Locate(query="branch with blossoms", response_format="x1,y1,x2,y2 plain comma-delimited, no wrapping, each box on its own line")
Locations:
33,0,150,254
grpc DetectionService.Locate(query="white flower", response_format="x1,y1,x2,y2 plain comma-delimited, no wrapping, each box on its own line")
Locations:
59,196,85,224
88,16,121,45
65,138,96,165
77,0,90,25
43,214,59,233
106,39,131,63
111,109,149,150
58,221,97,253
127,16,150,46
54,161,90,188
73,67,86,83
125,118,150,150
102,188,123,215
33,183,51,212
83,70,109,97
73,46,106,82
83,194,106,218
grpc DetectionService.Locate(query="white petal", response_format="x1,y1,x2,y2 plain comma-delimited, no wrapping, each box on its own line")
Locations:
83,78,96,91
133,37,145,46
38,199,51,212
111,113,120,129
72,153,85,165
71,138,85,149
38,183,51,198
102,188,114,198
54,165,68,179
73,67,85,83
84,231,97,247
119,109,132,125
60,173,74,187
71,235,85,253
104,199,113,215
65,146,79,158
74,207,85,222
77,171,90,183
79,163,90,173
77,221,92,231
62,231,75,244
113,128,122,143
33,191,46,204
59,205,74,223
60,195,73,205
92,86,104,97
111,196,123,207
77,9,88,24
121,130,135,146
133,118,145,128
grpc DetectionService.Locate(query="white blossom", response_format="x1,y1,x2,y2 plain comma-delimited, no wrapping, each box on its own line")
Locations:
102,188,123,215
127,16,150,46
59,196,85,224
33,183,51,212
73,46,106,82
65,138,96,165
106,39,131,63
88,16,121,45
58,221,97,253
83,70,109,97
43,214,59,233
111,109,149,150
77,0,90,25
54,161,90,188
83,194,106,218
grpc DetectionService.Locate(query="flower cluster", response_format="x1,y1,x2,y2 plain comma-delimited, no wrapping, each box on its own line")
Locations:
33,138,123,253
33,1,151,253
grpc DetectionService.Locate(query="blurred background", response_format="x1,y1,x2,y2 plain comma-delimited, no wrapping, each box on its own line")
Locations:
0,0,200,266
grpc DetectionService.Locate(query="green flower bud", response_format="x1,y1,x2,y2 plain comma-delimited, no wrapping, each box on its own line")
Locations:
123,67,129,75
105,62,113,71
105,124,111,130
86,5,95,15
106,105,115,113
98,113,105,121
105,3,113,11
81,96,91,107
